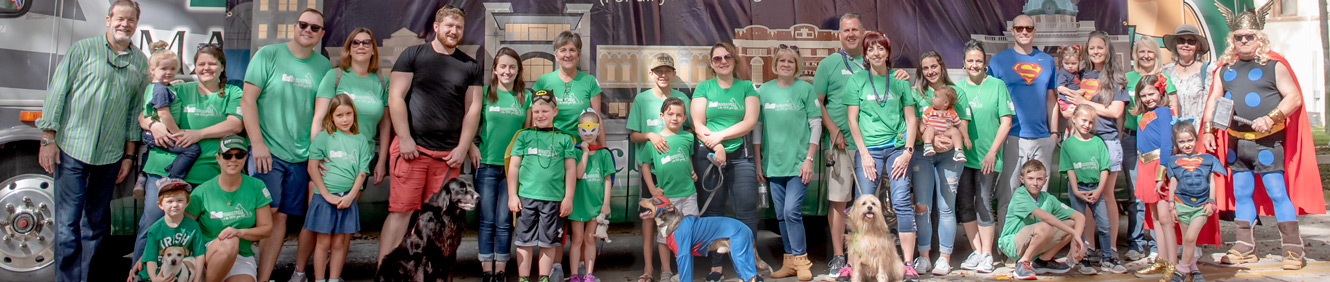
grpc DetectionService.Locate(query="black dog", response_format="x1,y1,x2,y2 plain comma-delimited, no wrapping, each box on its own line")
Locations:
376,176,479,282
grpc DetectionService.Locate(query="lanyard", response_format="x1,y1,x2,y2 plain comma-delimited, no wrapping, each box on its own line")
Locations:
838,50,864,73
869,72,889,105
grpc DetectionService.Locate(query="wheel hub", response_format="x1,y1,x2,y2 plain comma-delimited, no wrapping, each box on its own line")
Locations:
0,174,55,272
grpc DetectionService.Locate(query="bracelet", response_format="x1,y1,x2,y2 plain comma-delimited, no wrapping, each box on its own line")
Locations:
1266,109,1286,124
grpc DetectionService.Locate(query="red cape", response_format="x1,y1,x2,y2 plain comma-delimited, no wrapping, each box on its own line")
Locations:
1205,51,1326,217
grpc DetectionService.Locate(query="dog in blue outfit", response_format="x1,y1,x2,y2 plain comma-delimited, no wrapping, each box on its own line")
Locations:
639,196,763,282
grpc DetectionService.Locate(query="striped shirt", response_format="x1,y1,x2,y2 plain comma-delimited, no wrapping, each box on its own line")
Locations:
37,35,149,165
922,106,961,134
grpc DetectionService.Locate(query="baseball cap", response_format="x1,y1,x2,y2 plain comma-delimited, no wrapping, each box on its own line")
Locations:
156,178,193,194
218,135,249,152
647,53,676,71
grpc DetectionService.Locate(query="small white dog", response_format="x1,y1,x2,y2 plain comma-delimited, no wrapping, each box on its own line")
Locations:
157,246,197,282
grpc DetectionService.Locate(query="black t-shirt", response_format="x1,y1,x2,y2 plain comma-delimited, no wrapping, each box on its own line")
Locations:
392,44,483,151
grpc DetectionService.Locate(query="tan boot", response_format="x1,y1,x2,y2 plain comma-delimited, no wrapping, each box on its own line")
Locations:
793,254,814,281
771,254,797,278
1221,220,1258,264
1278,221,1306,270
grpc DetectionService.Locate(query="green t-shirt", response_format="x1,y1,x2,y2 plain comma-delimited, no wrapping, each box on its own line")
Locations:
572,149,615,221
842,71,914,148
812,51,865,150
1124,71,1177,130
242,43,332,163
626,89,691,167
142,82,245,184
757,79,820,177
136,217,208,281
912,84,972,145
480,86,530,166
531,71,602,141
646,131,697,198
185,176,273,257
309,131,373,193
695,78,759,152
316,69,388,141
1059,134,1110,184
959,76,1016,170
511,129,579,201
998,187,1076,259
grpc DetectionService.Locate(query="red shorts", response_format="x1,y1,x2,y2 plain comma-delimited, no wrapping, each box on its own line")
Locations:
388,137,460,213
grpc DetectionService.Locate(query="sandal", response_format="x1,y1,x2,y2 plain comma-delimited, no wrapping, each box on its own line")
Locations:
636,273,655,282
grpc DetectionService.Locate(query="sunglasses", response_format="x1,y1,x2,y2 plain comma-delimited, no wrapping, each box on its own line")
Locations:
1013,25,1035,33
443,4,465,13
711,53,733,63
106,55,130,69
1234,34,1257,42
350,39,374,47
220,151,248,160
196,42,222,50
1174,37,1199,46
779,44,799,52
297,21,324,33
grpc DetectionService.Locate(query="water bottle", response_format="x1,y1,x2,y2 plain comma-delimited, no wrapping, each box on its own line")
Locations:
757,181,769,209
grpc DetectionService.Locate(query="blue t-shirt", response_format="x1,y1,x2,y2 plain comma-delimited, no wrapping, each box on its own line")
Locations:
988,48,1058,138
1165,153,1226,206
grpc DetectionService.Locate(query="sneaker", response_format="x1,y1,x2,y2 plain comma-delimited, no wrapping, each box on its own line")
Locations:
538,276,551,282
1124,249,1147,262
923,144,937,156
569,274,582,282
975,253,996,273
133,175,146,201
705,272,724,282
836,267,852,282
1085,248,1101,264
826,255,848,277
1167,271,1187,282
495,271,508,282
903,264,921,282
1033,259,1071,274
550,264,564,282
518,277,531,282
659,271,677,282
931,257,952,276
582,274,597,282
952,151,966,162
482,272,494,282
287,271,306,282
959,252,982,270
1076,260,1098,275
1013,261,1038,280
913,257,932,274
1188,270,1206,282
1100,258,1128,274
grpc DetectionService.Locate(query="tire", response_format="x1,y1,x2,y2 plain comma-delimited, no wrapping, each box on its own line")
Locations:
0,141,56,281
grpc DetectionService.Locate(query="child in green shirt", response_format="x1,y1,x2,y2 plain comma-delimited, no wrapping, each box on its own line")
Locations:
570,111,615,282
1059,105,1123,274
136,179,206,282
507,90,578,282
304,94,372,282
998,160,1087,280
640,97,701,279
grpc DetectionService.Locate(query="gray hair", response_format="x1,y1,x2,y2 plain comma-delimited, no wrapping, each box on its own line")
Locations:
554,31,583,51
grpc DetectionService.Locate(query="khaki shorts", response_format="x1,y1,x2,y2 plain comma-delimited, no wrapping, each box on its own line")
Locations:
1013,220,1075,258
826,148,857,202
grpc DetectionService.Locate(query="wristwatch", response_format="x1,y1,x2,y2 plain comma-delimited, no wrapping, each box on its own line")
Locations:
805,156,815,162
40,138,56,146
122,154,136,161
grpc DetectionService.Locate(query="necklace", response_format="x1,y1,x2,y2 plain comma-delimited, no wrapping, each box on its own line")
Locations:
533,132,556,169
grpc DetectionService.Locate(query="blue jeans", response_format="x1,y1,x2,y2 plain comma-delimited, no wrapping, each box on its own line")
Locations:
696,146,759,268
131,173,165,266
769,176,807,255
854,146,915,233
1121,133,1155,254
142,131,202,179
1068,182,1113,259
252,157,310,215
911,146,963,255
475,164,512,262
54,152,122,282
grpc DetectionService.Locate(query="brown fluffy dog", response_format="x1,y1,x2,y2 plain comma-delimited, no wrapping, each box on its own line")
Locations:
846,195,904,282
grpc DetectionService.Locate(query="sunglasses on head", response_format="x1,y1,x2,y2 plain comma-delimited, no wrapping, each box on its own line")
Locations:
1234,34,1257,42
711,53,733,63
779,44,799,52
1013,25,1035,33
350,39,374,47
196,42,223,50
297,21,323,33
220,151,248,160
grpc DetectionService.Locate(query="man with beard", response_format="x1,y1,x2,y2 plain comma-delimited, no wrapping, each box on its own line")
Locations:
38,1,149,281
987,14,1059,234
377,4,484,266
240,8,332,282
1201,2,1324,271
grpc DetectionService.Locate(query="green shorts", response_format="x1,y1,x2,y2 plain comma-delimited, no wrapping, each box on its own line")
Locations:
1174,202,1208,225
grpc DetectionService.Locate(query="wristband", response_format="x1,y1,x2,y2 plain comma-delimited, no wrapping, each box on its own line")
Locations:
1266,108,1286,124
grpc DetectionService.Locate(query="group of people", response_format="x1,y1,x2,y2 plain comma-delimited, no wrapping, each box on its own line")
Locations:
40,1,1321,282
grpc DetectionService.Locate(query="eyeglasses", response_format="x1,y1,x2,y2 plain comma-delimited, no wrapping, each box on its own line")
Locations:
1174,37,1199,46
220,151,248,160
779,44,799,52
1234,34,1257,42
711,54,733,63
350,39,374,47
297,21,324,33
106,55,130,69
1012,25,1035,33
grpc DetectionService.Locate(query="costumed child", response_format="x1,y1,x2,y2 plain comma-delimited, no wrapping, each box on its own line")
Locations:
569,110,616,282
1162,121,1223,282
1131,74,1180,280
